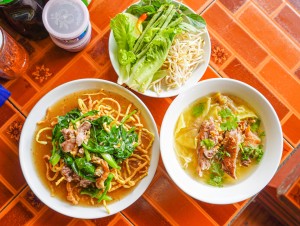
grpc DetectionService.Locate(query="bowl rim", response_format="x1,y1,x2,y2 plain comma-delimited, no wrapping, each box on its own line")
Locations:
19,78,160,218
108,0,211,98
160,78,283,204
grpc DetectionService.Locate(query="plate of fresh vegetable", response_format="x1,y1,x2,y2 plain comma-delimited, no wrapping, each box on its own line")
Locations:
109,0,211,97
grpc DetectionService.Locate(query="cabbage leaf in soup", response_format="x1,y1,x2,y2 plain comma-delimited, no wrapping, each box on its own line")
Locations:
174,93,265,187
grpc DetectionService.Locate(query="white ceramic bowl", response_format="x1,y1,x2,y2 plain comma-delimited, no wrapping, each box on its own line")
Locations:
160,78,283,204
19,79,160,218
108,1,211,98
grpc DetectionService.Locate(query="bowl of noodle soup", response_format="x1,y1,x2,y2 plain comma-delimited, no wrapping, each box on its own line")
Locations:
19,79,160,218
109,1,211,98
160,78,283,204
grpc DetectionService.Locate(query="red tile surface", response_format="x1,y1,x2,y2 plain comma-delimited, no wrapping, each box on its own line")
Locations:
0,137,25,190
87,31,110,69
23,189,44,211
90,0,136,30
239,4,300,69
27,46,75,86
123,195,172,225
90,214,116,225
2,118,24,147
8,77,37,107
145,174,216,225
0,181,13,209
275,5,300,44
204,3,268,68
259,59,300,114
95,65,119,82
0,202,33,225
282,114,300,145
219,0,247,13
223,58,289,120
281,140,294,162
182,0,214,12
0,0,299,225
210,35,231,67
287,0,300,12
52,57,99,87
110,216,132,226
254,0,282,14
196,201,238,225
201,66,221,80
33,208,73,225
71,220,89,226
295,68,300,79
0,102,17,128
135,95,171,129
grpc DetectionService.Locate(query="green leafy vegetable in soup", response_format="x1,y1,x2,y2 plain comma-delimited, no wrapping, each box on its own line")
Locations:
34,90,154,213
174,93,265,187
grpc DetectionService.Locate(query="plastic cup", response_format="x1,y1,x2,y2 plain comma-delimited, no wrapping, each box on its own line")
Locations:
42,0,91,52
0,27,29,79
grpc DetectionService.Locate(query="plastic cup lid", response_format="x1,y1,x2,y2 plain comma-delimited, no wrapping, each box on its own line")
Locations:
42,0,90,40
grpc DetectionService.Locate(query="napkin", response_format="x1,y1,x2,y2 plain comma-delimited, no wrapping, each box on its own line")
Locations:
0,85,11,107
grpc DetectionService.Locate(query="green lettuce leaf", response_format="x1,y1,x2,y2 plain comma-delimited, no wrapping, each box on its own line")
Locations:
127,27,179,92
110,13,142,84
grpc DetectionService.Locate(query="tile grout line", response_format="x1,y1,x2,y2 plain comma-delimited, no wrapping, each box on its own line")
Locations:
251,55,271,75
277,144,300,173
205,23,266,73
25,205,49,225
0,175,18,203
119,211,135,226
19,52,100,114
283,135,297,151
234,0,252,18
268,1,286,18
144,166,219,226
292,61,300,74
7,98,27,119
268,3,300,57
254,71,300,120
216,55,235,72
0,119,22,157
238,0,299,52
142,194,180,226
280,111,293,127
0,184,28,217
208,64,224,78
263,2,300,50
217,0,300,72
198,0,216,14
233,5,300,84
18,61,110,117
284,0,300,14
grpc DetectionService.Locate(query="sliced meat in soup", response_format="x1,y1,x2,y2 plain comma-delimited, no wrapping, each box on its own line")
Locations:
222,129,242,179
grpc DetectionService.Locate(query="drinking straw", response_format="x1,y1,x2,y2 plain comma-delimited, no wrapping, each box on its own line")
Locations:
0,85,11,107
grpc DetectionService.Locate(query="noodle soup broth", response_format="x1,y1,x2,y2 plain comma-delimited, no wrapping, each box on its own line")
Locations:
174,93,265,187
33,89,153,207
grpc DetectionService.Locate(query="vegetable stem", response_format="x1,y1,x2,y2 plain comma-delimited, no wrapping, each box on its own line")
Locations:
135,5,174,55
133,5,166,53
71,110,98,124
98,173,114,202
121,109,137,124
101,153,121,170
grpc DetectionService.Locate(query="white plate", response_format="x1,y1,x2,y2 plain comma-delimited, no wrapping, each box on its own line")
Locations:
160,78,283,204
109,1,211,98
19,79,160,218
